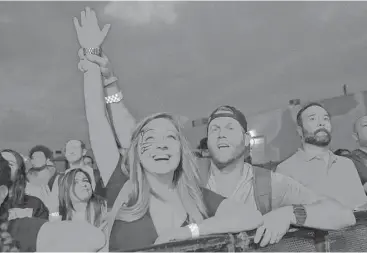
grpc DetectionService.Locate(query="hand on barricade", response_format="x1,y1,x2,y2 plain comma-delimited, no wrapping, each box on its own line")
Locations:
254,206,292,247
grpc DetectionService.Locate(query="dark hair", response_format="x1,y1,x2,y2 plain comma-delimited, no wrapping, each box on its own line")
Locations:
29,145,53,160
83,155,94,164
197,138,208,150
59,168,106,227
334,149,351,157
244,155,252,164
0,150,27,207
65,140,86,150
0,154,20,252
296,102,330,128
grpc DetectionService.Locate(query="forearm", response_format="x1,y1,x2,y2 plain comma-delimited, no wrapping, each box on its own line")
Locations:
198,209,262,236
301,200,355,230
83,66,120,185
104,80,136,149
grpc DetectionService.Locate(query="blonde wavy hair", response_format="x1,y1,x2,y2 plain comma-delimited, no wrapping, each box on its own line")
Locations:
115,112,208,223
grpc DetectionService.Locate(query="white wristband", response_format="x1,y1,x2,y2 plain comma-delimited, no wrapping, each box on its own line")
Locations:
49,212,60,217
187,223,200,238
105,91,123,104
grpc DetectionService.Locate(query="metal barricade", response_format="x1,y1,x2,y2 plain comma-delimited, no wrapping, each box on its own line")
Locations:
121,211,367,252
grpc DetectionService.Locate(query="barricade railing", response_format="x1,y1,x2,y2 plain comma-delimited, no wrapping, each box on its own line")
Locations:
120,211,367,252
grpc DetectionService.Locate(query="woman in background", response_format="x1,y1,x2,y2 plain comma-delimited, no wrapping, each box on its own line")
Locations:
0,153,106,252
59,168,107,228
0,149,49,220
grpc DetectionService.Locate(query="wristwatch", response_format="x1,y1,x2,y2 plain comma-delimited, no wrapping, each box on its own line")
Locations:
292,204,307,226
83,47,102,57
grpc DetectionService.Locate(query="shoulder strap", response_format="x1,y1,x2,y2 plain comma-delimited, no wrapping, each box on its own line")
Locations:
252,166,272,215
196,158,211,187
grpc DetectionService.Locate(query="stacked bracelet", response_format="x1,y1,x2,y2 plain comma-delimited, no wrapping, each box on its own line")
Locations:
105,91,123,104
83,47,102,57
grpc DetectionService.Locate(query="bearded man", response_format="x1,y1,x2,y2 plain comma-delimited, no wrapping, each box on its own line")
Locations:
276,102,367,209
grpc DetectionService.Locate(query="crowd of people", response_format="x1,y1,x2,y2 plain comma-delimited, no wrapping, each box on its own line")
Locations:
2,6,367,252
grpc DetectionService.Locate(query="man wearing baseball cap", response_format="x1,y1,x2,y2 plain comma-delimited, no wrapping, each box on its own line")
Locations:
78,51,355,248
200,105,355,246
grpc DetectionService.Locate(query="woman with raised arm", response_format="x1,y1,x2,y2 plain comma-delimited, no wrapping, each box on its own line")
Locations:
73,7,135,208
74,7,264,251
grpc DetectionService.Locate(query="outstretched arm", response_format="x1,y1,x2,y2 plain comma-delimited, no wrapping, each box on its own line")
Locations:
74,7,120,186
84,52,137,153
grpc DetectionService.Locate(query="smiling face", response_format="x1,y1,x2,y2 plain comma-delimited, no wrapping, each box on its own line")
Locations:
138,118,181,175
207,117,249,168
65,140,85,164
70,171,92,203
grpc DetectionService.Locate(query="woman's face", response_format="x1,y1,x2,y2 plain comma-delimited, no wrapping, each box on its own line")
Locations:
70,172,92,203
1,152,18,181
138,118,181,175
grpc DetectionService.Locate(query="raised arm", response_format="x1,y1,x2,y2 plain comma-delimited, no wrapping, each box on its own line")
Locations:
73,7,120,185
88,52,137,152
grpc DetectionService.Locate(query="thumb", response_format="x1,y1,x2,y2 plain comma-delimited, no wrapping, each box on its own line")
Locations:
85,54,107,66
101,24,111,39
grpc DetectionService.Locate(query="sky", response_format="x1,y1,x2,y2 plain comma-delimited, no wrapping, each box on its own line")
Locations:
2,1,367,154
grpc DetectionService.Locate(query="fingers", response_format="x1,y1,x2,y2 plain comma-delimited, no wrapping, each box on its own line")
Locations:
81,10,86,26
73,17,81,34
270,231,278,245
254,225,265,244
260,229,272,247
78,48,86,60
85,6,91,18
85,53,108,67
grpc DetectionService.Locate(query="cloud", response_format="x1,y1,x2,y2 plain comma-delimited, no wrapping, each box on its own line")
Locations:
0,15,11,24
104,1,177,25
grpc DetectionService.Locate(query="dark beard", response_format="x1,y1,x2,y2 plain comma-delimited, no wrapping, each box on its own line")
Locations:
304,128,331,147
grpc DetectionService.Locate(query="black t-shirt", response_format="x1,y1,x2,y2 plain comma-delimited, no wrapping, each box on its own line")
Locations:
11,195,49,220
8,217,47,252
105,155,128,208
109,187,225,251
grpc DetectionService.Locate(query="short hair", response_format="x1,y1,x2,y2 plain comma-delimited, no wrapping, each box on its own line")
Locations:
83,155,94,164
353,115,367,134
296,102,330,127
65,139,86,150
334,149,351,157
29,145,53,160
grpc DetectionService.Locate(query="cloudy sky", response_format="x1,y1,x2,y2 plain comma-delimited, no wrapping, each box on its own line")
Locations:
2,1,367,154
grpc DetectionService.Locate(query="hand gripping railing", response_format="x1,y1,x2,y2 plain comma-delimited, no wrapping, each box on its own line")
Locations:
118,211,367,252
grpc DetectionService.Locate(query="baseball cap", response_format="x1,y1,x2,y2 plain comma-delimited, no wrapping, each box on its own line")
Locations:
207,105,248,132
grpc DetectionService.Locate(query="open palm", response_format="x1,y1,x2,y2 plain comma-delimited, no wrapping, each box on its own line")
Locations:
73,7,110,48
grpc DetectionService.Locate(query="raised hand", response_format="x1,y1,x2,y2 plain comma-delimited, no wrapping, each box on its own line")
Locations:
77,48,116,81
73,6,111,48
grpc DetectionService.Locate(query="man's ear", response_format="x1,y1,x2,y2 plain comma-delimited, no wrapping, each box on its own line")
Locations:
353,132,359,142
82,149,87,157
244,132,251,147
296,126,303,138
